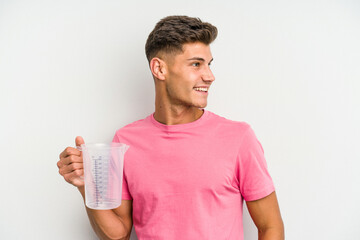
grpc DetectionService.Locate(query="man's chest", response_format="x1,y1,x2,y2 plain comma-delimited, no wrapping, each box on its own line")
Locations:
124,138,240,200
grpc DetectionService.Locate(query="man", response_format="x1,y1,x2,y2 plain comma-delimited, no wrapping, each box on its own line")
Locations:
57,15,284,240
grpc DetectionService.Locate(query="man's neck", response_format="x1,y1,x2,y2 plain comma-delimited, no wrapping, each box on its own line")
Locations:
153,105,204,125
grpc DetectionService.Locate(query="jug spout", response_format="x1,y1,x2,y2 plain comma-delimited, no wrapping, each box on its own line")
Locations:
122,144,130,154
110,142,130,154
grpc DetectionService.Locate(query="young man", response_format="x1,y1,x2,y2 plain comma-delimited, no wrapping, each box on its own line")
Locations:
57,16,284,240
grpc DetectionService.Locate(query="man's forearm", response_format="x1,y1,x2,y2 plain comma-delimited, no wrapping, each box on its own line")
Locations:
258,225,285,240
78,187,130,240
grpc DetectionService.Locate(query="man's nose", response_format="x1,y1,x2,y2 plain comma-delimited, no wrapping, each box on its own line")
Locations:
202,66,215,82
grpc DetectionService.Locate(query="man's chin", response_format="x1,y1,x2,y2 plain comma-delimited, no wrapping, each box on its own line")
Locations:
182,100,207,109
195,102,207,109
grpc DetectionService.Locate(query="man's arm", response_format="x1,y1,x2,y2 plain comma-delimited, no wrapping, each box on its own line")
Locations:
78,187,133,240
57,136,133,240
246,191,284,240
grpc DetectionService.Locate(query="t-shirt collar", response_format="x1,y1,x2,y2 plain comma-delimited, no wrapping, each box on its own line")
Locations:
149,109,209,132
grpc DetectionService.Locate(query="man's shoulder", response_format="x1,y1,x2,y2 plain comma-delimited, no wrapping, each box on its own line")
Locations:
208,111,261,147
115,113,153,135
207,111,251,132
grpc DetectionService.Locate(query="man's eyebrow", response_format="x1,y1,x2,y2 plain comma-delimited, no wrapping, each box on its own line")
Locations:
187,57,214,63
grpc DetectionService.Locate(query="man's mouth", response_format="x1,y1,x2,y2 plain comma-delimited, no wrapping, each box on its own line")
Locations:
193,87,208,92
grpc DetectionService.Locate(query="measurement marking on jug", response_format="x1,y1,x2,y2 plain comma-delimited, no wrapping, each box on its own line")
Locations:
93,155,103,207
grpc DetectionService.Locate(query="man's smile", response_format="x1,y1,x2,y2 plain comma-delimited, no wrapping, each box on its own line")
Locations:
193,87,209,93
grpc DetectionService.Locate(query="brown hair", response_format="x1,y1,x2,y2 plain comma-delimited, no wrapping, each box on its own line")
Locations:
145,15,218,62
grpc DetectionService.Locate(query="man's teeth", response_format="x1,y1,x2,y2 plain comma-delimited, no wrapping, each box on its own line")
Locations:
194,87,208,92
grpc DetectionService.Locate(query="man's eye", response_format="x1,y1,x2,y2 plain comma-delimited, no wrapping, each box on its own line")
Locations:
192,62,200,67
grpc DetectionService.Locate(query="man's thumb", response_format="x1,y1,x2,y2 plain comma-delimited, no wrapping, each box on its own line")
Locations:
75,136,85,147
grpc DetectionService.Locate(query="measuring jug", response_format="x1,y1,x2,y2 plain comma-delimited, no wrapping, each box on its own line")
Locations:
80,143,129,210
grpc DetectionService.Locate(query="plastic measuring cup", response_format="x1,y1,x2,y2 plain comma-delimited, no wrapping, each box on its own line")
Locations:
80,143,129,210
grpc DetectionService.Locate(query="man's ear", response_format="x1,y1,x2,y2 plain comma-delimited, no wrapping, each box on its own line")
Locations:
150,57,167,80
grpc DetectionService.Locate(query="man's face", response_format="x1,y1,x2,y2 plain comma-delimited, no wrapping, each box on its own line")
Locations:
163,42,215,109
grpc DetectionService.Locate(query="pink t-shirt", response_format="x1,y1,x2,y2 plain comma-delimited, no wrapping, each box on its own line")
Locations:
113,110,275,239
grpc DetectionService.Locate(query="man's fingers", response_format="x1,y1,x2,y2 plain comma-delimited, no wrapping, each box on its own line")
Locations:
63,169,84,185
75,136,85,147
57,154,83,170
57,137,86,188
58,162,83,176
61,155,83,166
57,160,63,169
59,146,81,159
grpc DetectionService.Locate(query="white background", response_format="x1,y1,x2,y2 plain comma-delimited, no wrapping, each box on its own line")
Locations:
1,0,359,239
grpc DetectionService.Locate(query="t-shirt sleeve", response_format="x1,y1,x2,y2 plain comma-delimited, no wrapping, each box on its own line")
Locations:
237,126,275,201
112,133,133,200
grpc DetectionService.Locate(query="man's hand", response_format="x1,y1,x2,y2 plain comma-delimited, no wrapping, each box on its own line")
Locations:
57,136,85,188
57,137,133,239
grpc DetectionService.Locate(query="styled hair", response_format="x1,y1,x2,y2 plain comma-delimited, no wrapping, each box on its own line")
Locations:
145,15,218,62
